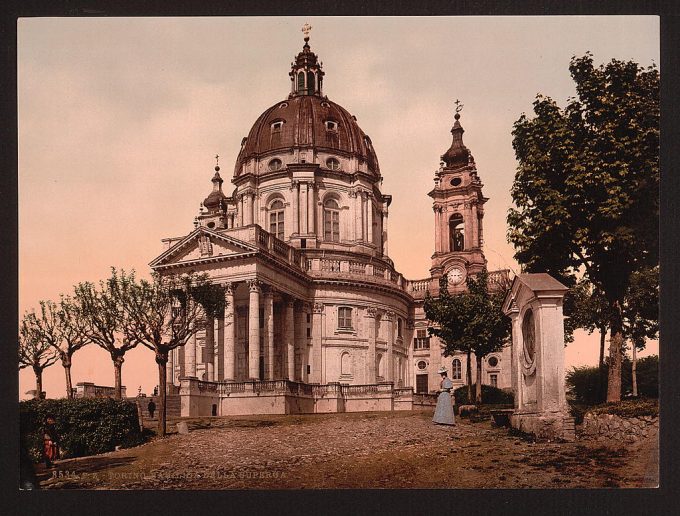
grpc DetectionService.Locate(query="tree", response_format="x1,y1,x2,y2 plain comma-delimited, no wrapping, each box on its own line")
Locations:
74,268,139,399
508,53,659,402
424,270,511,404
622,267,659,397
28,298,90,399
113,270,225,436
19,313,59,398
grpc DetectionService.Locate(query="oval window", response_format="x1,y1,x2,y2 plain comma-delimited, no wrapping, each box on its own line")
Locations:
450,177,462,187
488,356,498,367
326,158,340,171
417,360,427,370
268,158,282,171
279,102,288,109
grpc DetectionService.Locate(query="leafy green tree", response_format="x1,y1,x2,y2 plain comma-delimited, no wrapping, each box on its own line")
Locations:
74,268,140,399
424,270,511,404
508,53,659,402
26,297,90,399
112,271,225,436
19,313,59,397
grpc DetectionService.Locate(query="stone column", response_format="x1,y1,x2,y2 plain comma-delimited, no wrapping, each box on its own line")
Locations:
307,182,316,236
382,208,389,256
508,303,521,409
406,319,415,388
471,202,479,248
385,311,395,383
367,193,373,245
441,208,449,253
464,202,473,250
296,303,307,382
365,308,377,384
186,325,197,378
434,206,441,253
216,317,223,381
291,181,299,234
285,298,295,380
238,194,244,227
348,190,357,241
223,282,235,381
300,182,308,234
264,287,275,380
310,303,324,383
247,279,261,380
205,315,215,381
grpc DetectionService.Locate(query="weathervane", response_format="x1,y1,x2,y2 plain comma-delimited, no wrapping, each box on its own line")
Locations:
301,23,312,38
215,154,219,166
454,99,464,114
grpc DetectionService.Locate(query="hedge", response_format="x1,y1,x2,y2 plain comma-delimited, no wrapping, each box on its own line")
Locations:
20,398,146,462
453,384,514,406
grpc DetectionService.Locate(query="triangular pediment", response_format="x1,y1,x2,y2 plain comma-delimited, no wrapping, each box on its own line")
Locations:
150,227,258,269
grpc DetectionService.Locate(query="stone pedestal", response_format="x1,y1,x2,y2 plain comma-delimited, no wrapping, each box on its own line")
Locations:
502,273,574,441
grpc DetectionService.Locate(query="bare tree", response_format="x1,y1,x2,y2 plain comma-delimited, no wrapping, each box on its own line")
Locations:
113,270,225,436
19,313,59,398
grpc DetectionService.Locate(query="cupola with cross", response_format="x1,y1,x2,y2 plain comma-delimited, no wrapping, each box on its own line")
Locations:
428,101,488,284
196,155,236,230
289,23,325,97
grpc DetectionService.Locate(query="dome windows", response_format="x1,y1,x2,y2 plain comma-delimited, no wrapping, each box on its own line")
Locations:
324,198,340,242
268,158,282,171
450,177,462,187
279,102,288,109
326,157,341,171
271,120,284,132
325,120,338,131
321,101,330,108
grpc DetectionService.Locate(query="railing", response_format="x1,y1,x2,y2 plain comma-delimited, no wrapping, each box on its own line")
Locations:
373,265,386,277
341,383,394,396
197,380,218,393
320,259,341,272
218,379,313,396
349,261,366,274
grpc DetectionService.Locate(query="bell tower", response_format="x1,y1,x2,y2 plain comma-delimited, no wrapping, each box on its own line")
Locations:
429,101,487,287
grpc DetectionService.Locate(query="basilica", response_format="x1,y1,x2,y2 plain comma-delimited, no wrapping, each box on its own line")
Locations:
150,31,511,415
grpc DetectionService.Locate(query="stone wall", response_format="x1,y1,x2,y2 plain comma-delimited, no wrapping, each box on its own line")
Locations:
580,412,658,443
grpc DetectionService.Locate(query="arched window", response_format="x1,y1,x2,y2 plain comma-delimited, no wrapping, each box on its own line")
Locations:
341,352,351,376
324,198,340,242
326,157,340,170
297,72,305,93
268,158,282,171
377,353,384,378
307,71,316,94
452,359,462,380
449,213,464,251
269,199,285,240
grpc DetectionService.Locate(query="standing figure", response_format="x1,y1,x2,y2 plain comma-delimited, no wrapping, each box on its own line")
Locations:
42,414,60,468
433,367,456,425
148,399,156,419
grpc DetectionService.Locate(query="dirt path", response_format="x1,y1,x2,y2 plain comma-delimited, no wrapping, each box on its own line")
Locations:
35,410,657,489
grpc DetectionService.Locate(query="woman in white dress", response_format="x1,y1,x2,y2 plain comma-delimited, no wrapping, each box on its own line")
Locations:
433,366,455,425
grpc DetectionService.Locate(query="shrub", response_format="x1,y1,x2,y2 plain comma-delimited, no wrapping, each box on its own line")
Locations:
20,398,146,462
566,355,658,405
453,384,514,406
588,398,658,418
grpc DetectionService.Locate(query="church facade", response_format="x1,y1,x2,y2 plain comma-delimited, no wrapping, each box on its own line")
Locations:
150,33,511,414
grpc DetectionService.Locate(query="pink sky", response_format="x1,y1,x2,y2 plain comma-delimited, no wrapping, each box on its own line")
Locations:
18,16,659,399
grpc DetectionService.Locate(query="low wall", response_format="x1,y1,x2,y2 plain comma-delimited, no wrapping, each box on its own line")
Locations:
510,412,575,441
581,412,658,443
412,393,438,410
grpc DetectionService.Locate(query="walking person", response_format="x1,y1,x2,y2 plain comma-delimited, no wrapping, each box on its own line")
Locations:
148,399,156,419
433,367,455,426
42,414,60,468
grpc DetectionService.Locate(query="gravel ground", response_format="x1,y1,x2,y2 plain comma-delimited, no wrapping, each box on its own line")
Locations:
35,410,658,489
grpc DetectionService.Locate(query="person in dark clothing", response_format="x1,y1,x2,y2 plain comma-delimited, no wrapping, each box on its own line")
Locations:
20,436,39,489
42,415,60,468
148,399,156,418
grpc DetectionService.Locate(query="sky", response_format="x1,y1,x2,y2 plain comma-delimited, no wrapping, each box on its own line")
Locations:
17,16,659,399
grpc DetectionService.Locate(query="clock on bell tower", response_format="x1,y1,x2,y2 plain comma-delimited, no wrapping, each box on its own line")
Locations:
428,102,487,284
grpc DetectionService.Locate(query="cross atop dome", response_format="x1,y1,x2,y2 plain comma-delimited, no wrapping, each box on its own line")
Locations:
301,23,312,39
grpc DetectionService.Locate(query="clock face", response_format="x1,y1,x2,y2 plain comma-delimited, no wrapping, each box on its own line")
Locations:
449,267,465,285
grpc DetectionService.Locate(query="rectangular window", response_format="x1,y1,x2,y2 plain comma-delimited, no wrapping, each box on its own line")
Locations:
338,307,353,329
324,210,340,242
414,329,430,350
490,374,498,388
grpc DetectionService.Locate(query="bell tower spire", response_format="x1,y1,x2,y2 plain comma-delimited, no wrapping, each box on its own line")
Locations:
289,23,324,97
428,102,487,285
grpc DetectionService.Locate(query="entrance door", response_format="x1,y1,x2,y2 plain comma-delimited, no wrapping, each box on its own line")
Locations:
416,374,429,394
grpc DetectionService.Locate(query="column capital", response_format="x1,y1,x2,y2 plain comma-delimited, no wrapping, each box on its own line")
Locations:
348,189,357,198
263,284,275,298
224,282,234,296
286,295,296,308
365,307,378,318
312,302,324,314
248,279,262,293
384,310,396,321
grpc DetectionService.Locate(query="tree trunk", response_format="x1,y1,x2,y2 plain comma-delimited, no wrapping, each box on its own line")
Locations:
64,363,73,399
475,355,483,404
632,343,638,398
598,328,607,403
466,351,473,403
157,353,168,437
113,355,125,400
606,301,624,403
34,367,43,399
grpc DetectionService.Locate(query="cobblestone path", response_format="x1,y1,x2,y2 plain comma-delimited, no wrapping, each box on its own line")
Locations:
37,410,657,489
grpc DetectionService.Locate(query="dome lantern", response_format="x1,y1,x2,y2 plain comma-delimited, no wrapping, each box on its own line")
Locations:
289,23,324,97
441,99,470,169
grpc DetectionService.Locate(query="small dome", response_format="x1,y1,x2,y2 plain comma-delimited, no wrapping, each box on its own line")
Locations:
234,95,379,177
203,171,227,209
441,114,470,168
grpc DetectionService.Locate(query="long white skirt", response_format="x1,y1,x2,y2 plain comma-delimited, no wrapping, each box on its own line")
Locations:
433,390,455,425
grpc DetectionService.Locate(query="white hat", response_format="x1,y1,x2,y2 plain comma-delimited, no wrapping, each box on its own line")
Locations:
437,366,447,374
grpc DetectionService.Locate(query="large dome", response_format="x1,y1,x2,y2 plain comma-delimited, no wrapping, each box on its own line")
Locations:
234,95,380,177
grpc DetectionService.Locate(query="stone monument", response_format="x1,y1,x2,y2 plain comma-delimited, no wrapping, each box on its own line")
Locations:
502,273,575,441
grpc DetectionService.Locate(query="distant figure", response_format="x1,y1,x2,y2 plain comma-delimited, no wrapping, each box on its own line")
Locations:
153,386,158,396
148,399,156,419
42,414,60,468
433,367,455,426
